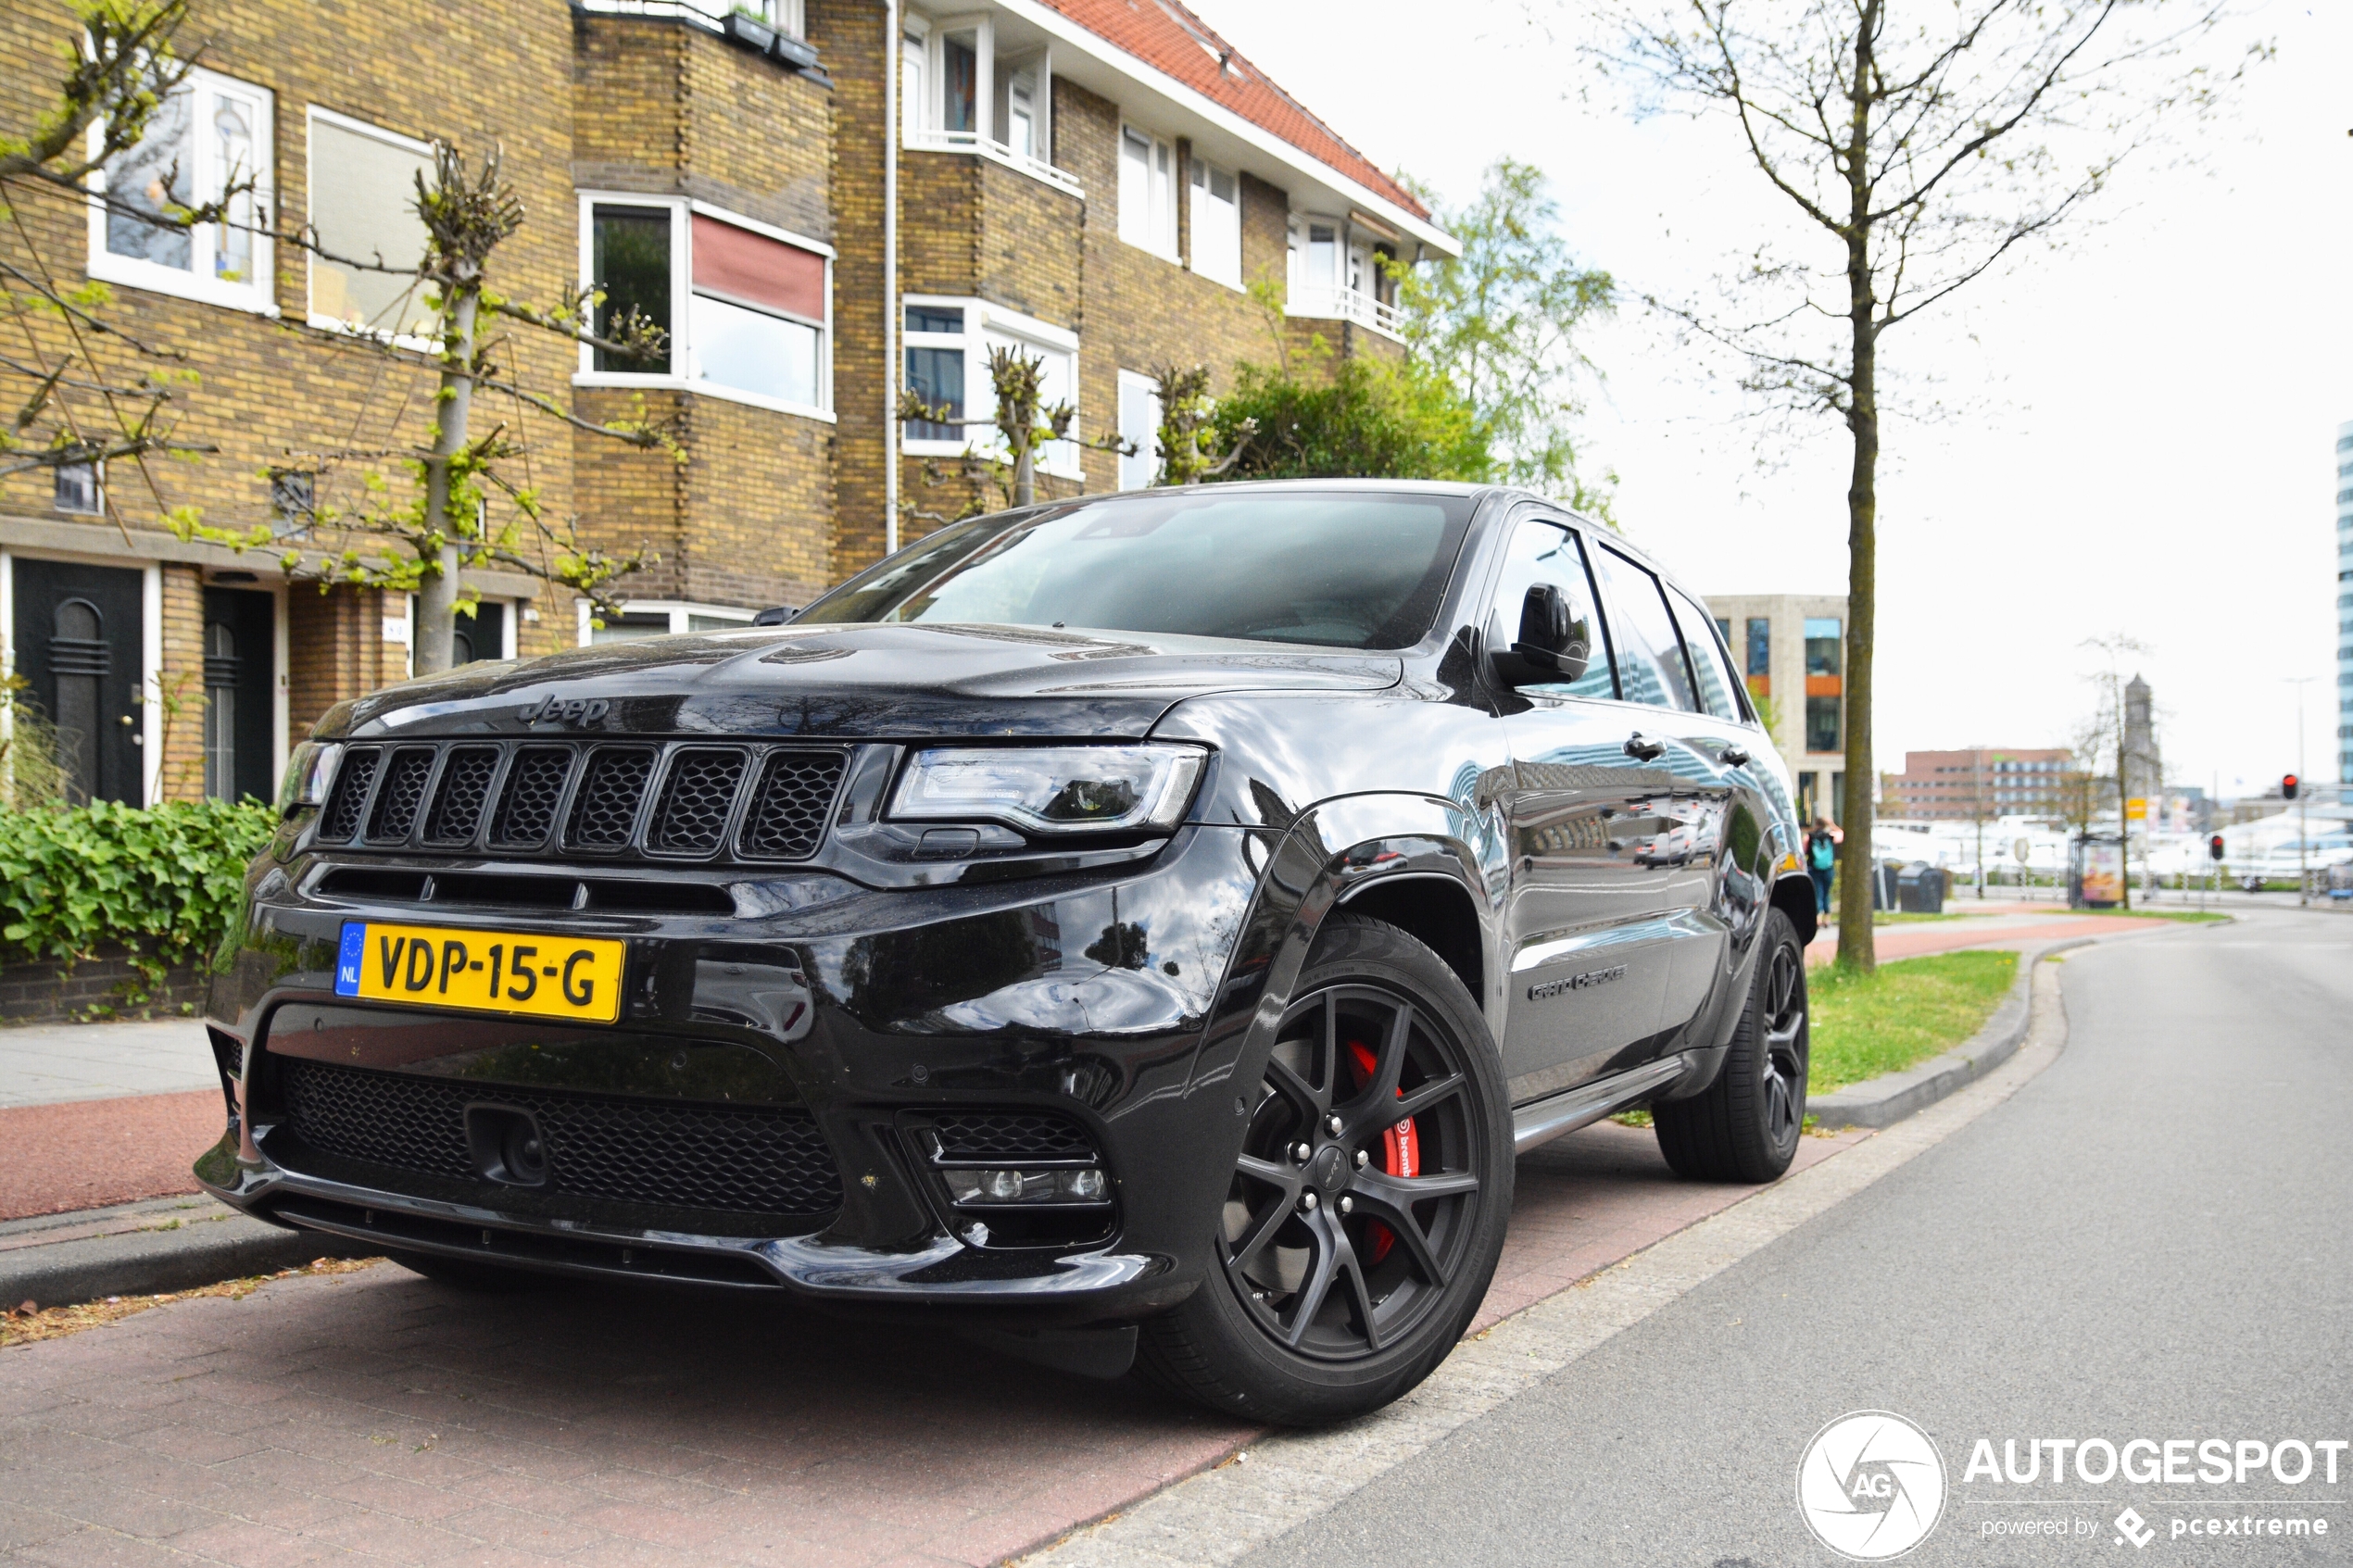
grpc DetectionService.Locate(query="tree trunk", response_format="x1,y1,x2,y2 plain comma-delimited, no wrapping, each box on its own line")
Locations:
1833,8,1880,972
411,282,480,676
1012,438,1036,509
2115,710,2133,911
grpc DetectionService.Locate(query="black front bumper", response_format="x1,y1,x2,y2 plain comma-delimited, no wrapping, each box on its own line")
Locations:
198,822,1277,1324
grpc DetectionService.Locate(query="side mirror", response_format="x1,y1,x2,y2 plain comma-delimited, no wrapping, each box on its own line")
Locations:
752,605,797,626
1490,583,1590,687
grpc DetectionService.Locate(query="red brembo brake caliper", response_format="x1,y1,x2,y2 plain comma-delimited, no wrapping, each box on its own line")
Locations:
1345,1041,1417,1262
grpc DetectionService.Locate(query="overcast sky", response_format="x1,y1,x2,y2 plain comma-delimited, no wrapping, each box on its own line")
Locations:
1184,0,2346,799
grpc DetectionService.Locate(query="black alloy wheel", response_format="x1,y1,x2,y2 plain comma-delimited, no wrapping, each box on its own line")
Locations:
1654,906,1809,1183
1137,915,1513,1424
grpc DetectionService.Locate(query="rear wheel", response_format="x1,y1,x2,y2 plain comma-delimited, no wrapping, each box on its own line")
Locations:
386,1250,558,1292
1654,908,1808,1182
1137,914,1512,1425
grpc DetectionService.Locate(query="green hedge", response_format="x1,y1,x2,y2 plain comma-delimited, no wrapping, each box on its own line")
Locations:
0,799,277,1005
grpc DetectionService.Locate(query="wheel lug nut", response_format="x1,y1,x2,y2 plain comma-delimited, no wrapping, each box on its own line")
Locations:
1302,1191,1318,1210
1338,1197,1353,1215
1291,1142,1312,1163
1326,1113,1343,1135
1353,1148,1369,1169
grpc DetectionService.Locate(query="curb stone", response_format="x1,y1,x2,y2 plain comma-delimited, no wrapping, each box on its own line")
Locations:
1805,935,2095,1131
0,1196,371,1310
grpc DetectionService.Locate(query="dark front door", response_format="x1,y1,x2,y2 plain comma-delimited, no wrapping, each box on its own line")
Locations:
202,586,276,802
454,600,505,664
13,558,145,805
1481,513,1680,1105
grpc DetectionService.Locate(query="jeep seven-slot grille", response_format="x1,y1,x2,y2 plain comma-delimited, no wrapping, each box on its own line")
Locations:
312,740,846,863
277,1057,842,1218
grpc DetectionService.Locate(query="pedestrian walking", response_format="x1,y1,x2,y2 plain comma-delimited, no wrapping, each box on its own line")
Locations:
1806,817,1838,918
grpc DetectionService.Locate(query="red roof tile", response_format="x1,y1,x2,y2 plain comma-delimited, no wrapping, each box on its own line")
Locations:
1036,0,1432,223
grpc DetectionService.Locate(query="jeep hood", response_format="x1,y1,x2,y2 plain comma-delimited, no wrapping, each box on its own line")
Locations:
323,622,1403,742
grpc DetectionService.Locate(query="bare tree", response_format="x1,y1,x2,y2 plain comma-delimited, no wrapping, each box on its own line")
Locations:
1589,0,2249,969
900,345,1128,516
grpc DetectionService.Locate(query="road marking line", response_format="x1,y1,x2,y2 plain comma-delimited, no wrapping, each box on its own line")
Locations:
1023,960,2073,1568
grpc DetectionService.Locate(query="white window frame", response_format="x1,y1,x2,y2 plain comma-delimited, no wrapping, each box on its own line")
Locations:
900,12,1075,196
1187,157,1242,289
86,64,277,316
573,599,758,647
579,0,805,36
1119,124,1178,261
304,106,436,347
1116,370,1163,491
573,193,836,421
901,295,1082,482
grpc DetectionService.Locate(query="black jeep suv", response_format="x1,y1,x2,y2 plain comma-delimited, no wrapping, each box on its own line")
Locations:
199,481,1815,1424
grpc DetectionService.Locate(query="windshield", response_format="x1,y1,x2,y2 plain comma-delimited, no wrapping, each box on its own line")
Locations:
795,491,1477,650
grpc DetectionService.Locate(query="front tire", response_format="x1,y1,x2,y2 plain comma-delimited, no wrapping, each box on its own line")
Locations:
1654,908,1808,1183
1137,914,1513,1425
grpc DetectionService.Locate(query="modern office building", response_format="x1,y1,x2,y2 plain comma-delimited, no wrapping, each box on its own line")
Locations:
1705,593,1849,822
1881,747,2073,822
2338,420,2351,803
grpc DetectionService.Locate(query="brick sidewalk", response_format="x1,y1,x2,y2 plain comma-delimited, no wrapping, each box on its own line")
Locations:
0,1092,218,1222
1806,913,2158,965
0,1121,1863,1568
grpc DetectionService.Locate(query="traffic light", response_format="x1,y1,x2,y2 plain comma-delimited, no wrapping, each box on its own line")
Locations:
2283,774,2299,801
2208,834,2225,861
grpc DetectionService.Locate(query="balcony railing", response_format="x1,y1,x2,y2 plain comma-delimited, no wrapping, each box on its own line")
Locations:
903,129,1084,200
1286,282,1405,340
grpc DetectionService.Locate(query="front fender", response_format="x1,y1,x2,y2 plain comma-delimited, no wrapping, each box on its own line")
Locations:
1178,792,1509,1211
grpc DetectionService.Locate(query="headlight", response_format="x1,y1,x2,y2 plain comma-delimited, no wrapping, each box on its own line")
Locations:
279,741,343,815
888,745,1206,836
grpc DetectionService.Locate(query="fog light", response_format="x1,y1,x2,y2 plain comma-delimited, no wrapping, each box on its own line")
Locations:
944,1165,1110,1206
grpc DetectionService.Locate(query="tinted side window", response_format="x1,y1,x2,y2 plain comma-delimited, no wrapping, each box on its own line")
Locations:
1486,516,1617,700
1667,588,1743,721
1590,547,1698,711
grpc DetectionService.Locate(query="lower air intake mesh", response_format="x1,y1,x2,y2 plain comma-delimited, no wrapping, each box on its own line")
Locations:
276,1057,842,1218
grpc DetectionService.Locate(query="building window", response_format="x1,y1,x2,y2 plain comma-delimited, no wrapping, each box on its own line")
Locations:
1119,126,1176,258
306,109,434,337
88,66,274,313
900,296,1080,479
1805,616,1843,676
1806,696,1842,755
202,620,236,800
579,197,832,416
577,601,756,646
900,14,1065,190
1189,158,1241,288
54,462,102,515
1117,370,1162,491
1745,617,1770,677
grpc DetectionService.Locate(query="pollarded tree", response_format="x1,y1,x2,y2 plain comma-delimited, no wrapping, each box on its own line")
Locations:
1590,0,2249,969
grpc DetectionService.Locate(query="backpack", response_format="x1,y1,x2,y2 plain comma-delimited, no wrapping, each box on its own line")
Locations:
1808,834,1834,872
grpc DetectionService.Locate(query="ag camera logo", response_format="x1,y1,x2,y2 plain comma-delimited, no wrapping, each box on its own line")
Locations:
1797,1411,1947,1560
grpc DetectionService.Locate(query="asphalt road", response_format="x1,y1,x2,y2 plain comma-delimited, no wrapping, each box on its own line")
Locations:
1236,909,2353,1567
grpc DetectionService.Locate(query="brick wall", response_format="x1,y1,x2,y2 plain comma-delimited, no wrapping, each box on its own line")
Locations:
808,0,889,582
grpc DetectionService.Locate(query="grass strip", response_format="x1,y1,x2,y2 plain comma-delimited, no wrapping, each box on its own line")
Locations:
1806,949,2017,1095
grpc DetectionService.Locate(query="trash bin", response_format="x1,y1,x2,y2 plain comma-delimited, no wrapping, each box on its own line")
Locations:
1897,861,1944,914
1870,859,1902,911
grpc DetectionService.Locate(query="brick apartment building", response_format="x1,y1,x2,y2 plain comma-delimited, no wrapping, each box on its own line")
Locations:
1881,746,2073,822
1703,593,1849,822
0,0,1452,807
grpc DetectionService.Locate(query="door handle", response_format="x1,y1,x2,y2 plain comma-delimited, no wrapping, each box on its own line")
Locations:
1719,746,1751,768
1624,733,1666,762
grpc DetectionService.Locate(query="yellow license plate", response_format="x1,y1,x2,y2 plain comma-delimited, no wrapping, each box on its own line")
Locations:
333,921,624,1023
